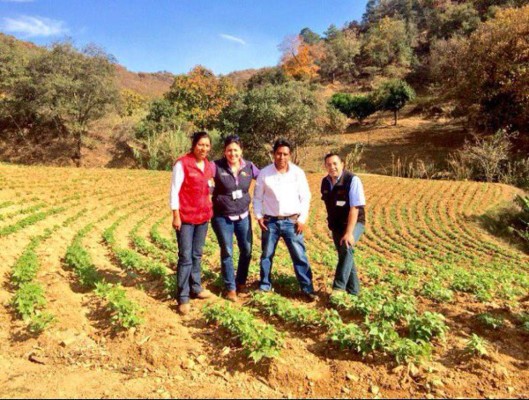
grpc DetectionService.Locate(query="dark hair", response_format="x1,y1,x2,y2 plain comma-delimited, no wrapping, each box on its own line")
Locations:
190,131,211,150
324,152,342,163
273,138,292,153
223,134,242,149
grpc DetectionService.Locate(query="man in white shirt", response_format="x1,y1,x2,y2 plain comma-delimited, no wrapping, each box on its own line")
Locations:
253,139,316,301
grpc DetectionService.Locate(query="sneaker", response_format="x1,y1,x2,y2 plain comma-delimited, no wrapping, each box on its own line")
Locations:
194,289,213,300
300,291,318,303
225,290,237,302
177,303,191,315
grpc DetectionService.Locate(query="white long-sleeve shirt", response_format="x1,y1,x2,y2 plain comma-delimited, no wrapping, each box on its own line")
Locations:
169,160,213,210
253,162,311,224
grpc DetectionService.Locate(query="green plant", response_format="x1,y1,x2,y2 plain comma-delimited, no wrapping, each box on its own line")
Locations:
477,313,504,329
371,79,416,125
465,334,489,357
28,312,55,333
422,278,454,303
64,239,101,290
390,338,432,365
328,321,366,352
203,302,283,362
518,313,529,331
408,312,448,341
250,292,322,327
94,282,144,329
363,319,400,354
378,295,416,323
163,274,177,298
10,241,40,287
329,93,376,123
11,282,47,320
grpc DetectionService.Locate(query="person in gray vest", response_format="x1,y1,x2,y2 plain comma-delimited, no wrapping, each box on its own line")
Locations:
321,153,366,296
211,135,260,301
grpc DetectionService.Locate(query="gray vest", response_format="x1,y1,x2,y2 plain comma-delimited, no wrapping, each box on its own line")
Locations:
212,158,254,217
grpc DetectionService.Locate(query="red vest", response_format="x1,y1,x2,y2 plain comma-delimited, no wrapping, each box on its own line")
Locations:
178,153,213,224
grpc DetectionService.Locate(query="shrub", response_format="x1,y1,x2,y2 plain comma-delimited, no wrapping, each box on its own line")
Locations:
329,93,376,123
325,105,349,134
217,81,326,166
514,195,529,244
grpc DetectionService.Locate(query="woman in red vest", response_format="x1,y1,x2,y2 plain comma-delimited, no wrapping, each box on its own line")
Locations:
169,131,214,315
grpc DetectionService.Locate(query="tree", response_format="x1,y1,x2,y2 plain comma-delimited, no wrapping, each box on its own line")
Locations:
0,36,28,96
279,35,325,81
320,29,362,83
133,98,193,170
165,65,236,129
246,67,288,90
13,42,118,166
430,5,529,136
299,27,321,44
119,89,147,117
323,24,340,40
362,17,413,78
372,79,416,125
217,82,326,165
429,2,481,39
330,93,377,123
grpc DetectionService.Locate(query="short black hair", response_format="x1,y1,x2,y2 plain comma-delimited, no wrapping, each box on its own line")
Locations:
223,134,242,149
273,138,292,153
324,152,342,163
190,131,211,150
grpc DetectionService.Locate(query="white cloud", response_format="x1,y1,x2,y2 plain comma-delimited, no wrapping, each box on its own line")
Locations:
2,15,68,37
220,33,246,45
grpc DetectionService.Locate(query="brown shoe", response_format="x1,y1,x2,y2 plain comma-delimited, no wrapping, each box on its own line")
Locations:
225,290,237,302
236,284,248,294
194,289,213,300
177,303,190,315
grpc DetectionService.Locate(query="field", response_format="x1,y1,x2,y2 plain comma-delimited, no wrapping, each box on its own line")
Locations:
1,162,528,398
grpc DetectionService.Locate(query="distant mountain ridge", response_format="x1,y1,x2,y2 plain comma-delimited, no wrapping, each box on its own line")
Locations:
0,33,173,98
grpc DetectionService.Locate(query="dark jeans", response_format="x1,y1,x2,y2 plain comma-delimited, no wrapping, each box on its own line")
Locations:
259,218,314,294
175,222,209,304
211,215,252,291
331,223,365,295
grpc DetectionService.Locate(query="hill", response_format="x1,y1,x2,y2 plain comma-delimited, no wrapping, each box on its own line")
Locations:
1,163,528,398
0,33,173,98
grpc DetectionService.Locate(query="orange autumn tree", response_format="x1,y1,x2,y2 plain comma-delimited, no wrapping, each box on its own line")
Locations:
279,35,324,81
165,65,236,129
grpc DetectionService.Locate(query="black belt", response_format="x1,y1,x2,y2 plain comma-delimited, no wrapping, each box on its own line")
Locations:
264,214,299,221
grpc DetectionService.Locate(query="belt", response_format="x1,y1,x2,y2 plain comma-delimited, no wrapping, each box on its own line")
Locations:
264,214,299,221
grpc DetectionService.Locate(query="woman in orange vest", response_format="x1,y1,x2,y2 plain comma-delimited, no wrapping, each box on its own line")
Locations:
169,131,214,315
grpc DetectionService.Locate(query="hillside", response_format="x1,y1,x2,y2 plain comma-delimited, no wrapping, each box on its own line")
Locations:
0,33,173,98
114,65,173,99
1,163,528,398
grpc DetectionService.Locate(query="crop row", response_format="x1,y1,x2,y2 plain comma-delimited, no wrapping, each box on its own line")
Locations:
63,202,146,330
9,209,87,333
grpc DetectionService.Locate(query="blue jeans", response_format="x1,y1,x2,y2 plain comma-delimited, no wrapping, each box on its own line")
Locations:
332,223,365,295
211,215,252,291
259,218,314,294
175,222,209,304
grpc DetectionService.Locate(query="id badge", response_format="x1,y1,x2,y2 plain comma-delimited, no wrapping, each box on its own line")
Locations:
232,189,243,200
336,200,346,207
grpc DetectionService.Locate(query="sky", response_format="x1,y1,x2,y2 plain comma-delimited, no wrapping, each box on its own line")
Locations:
0,0,367,75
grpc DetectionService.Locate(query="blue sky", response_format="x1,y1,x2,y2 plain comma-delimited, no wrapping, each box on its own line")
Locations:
0,0,367,75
